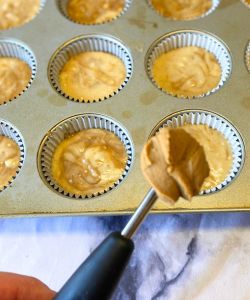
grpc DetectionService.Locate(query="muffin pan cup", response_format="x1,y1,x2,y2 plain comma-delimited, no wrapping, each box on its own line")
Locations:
149,109,245,195
48,34,133,103
145,29,232,99
0,38,37,105
56,0,132,25
147,0,221,21
37,113,134,199
0,119,26,192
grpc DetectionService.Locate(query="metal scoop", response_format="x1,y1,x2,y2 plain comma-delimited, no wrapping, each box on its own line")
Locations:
54,128,209,300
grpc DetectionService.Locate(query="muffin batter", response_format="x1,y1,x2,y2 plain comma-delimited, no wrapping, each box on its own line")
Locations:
0,57,31,104
59,52,126,102
51,129,128,195
150,0,212,20
182,124,233,191
141,127,209,203
0,0,40,30
0,136,20,190
66,0,124,24
152,46,221,98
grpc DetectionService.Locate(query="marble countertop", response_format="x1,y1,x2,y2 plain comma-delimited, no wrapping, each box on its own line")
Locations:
1,212,250,299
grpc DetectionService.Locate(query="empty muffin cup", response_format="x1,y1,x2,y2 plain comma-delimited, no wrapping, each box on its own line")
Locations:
147,0,220,21
48,34,133,103
149,109,245,195
0,119,26,192
0,38,37,105
37,113,134,199
245,40,250,72
145,30,232,99
56,0,132,25
0,0,47,30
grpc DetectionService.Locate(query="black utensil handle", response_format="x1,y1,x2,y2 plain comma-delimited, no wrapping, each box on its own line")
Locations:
54,232,134,300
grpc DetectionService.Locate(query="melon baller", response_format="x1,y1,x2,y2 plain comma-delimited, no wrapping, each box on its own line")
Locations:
54,188,157,300
54,126,209,300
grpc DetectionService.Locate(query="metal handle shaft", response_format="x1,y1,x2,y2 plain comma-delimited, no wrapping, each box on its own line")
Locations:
121,188,157,239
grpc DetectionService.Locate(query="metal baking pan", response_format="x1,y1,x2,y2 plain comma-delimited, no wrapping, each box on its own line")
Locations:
0,0,249,216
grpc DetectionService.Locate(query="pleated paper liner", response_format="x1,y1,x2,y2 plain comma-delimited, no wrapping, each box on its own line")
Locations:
37,113,134,199
0,0,47,30
0,38,37,105
0,119,26,192
145,30,232,99
245,40,250,73
48,34,133,103
56,0,132,25
147,0,220,21
149,109,245,195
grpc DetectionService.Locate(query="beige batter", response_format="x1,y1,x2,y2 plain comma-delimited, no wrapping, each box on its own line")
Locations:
141,127,209,203
151,0,212,20
182,124,233,191
67,0,124,24
51,129,128,195
0,57,31,104
152,46,221,98
0,0,40,30
59,52,126,102
0,136,20,190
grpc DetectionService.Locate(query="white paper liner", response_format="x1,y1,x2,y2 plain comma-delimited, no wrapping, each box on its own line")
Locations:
245,40,250,72
0,38,37,105
147,0,220,20
37,113,134,199
48,34,133,103
145,30,232,99
241,0,250,9
56,0,132,25
0,0,47,30
0,119,26,192
149,110,245,195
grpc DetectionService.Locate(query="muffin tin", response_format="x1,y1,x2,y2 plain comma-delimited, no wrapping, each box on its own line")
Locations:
0,0,249,216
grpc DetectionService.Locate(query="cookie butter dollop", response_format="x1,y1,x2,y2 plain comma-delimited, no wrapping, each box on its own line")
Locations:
51,129,128,195
0,136,20,190
182,124,233,191
151,0,212,20
59,52,126,102
141,127,210,203
0,0,40,30
0,57,31,104
67,0,124,24
152,46,221,98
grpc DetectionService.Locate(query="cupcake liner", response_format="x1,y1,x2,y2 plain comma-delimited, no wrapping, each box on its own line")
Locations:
149,109,245,195
0,119,26,192
56,0,132,25
48,34,133,103
0,38,37,105
241,0,250,9
147,0,220,21
0,0,47,30
145,30,232,99
37,113,134,199
245,40,250,72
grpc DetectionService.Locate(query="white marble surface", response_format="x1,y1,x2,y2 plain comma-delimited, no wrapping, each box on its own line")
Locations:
1,212,250,299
